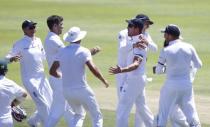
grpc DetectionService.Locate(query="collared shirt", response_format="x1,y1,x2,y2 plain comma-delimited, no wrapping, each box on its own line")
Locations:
156,39,202,82
44,32,65,68
55,43,92,89
0,76,25,119
5,35,45,79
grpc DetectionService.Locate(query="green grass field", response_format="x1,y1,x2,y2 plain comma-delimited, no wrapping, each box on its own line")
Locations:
0,0,210,126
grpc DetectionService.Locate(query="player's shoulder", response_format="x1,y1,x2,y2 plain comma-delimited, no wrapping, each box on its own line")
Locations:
0,77,18,88
80,46,90,53
179,41,194,49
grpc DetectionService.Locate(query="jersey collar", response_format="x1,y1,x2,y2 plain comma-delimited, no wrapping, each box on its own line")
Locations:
169,39,181,46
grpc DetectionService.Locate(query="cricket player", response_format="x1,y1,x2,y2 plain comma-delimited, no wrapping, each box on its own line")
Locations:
0,60,27,127
154,24,202,127
50,26,109,127
154,39,200,127
116,14,157,127
5,20,53,127
44,15,74,127
110,18,154,127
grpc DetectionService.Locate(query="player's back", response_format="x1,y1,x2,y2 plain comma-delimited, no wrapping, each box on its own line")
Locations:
164,42,194,81
58,43,91,89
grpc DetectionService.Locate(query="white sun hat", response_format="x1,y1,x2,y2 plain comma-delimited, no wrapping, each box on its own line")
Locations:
63,26,87,43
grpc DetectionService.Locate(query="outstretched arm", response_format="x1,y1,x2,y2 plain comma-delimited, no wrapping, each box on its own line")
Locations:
109,56,142,74
86,60,109,88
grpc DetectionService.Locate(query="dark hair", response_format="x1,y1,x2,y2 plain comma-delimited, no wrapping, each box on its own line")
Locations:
47,15,63,30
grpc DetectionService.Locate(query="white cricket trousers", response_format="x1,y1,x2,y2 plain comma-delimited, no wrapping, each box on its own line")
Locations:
0,117,13,127
45,76,74,127
116,73,146,127
64,86,103,127
23,73,53,126
116,75,154,127
157,80,200,127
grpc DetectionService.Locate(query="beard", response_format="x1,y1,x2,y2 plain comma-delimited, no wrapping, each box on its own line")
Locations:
163,40,169,47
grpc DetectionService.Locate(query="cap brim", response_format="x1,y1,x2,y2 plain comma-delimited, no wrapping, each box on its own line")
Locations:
148,21,154,25
125,19,134,25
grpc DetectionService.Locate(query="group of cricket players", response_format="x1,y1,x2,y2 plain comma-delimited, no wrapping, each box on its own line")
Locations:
0,13,202,127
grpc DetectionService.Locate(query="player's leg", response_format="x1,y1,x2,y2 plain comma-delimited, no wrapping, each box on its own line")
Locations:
135,87,154,127
63,103,75,127
116,73,126,99
81,86,103,127
24,75,52,126
156,84,177,127
181,88,200,127
0,118,14,127
27,110,40,127
64,90,86,127
45,77,73,127
134,112,145,127
116,77,142,127
169,105,188,127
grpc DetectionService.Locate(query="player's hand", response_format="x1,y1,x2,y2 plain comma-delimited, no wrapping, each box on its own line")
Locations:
136,42,147,49
10,55,21,62
109,65,121,74
90,46,101,56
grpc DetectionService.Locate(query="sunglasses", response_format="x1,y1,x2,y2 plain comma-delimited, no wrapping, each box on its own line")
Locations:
27,25,36,30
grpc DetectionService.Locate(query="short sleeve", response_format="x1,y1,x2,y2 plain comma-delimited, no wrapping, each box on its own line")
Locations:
83,49,92,63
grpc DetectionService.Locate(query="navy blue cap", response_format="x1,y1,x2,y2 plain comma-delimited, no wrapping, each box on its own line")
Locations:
22,20,37,29
161,24,181,37
126,18,144,30
135,14,154,25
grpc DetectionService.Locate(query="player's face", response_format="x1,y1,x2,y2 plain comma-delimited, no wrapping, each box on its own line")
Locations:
53,21,63,35
164,33,173,42
23,25,36,37
127,25,140,37
144,21,150,30
164,33,170,42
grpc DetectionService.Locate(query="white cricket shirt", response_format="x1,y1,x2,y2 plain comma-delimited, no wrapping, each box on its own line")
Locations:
6,35,45,79
126,35,147,77
55,43,92,89
156,39,202,81
44,32,65,68
0,76,25,120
